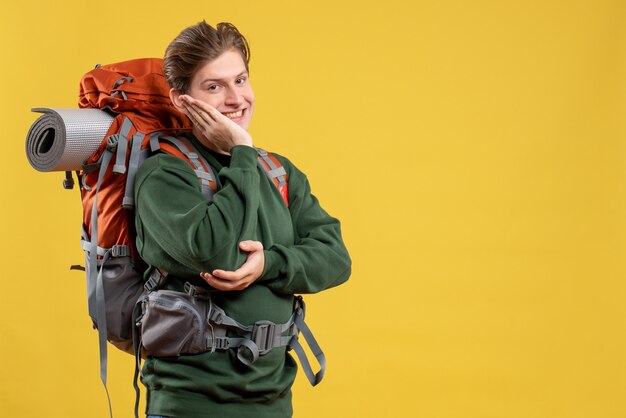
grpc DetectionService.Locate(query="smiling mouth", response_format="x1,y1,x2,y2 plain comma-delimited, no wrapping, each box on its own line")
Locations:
222,109,244,119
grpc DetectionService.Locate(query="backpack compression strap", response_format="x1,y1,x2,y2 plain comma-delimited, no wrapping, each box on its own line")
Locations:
122,131,146,209
88,134,118,418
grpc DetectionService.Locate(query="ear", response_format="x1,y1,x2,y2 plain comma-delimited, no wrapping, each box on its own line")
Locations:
169,88,184,110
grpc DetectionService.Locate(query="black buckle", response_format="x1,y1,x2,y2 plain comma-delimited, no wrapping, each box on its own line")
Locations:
63,171,74,189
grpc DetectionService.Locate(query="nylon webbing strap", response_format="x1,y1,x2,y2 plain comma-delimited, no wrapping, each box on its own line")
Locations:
159,136,216,180
81,240,130,259
289,298,326,386
112,76,133,89
194,171,215,181
112,117,133,174
131,296,145,418
158,135,216,201
82,240,107,257
89,145,114,418
203,296,298,365
236,339,260,365
138,148,150,167
123,132,145,209
149,132,161,152
113,136,127,174
257,148,287,188
267,167,287,179
209,305,253,331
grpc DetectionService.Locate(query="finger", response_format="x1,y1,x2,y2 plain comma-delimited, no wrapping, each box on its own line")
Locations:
212,266,251,281
200,272,214,283
183,101,214,127
201,271,237,291
208,274,250,291
184,95,223,121
182,102,204,128
181,95,220,124
239,240,263,252
205,278,233,291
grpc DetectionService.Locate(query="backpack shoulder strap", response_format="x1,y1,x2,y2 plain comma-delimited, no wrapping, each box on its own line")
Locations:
148,139,289,206
256,148,289,207
152,135,218,201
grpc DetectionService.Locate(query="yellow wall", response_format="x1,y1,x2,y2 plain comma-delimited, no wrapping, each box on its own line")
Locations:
2,0,626,417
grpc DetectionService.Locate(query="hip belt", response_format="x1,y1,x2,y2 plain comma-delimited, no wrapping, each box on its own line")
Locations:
134,279,326,386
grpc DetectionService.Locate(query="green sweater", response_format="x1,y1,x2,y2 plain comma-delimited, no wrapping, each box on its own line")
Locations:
134,139,351,418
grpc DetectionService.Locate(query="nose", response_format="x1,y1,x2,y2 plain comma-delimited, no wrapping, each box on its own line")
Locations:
224,86,243,106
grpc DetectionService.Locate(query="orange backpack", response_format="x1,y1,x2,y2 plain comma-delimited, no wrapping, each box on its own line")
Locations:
80,58,200,261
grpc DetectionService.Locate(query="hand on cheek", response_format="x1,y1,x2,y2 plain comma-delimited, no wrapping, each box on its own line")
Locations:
180,95,253,152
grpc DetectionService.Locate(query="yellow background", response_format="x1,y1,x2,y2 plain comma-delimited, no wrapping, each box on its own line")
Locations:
1,0,625,417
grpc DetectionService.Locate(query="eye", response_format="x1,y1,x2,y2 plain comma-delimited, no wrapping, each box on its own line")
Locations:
235,77,247,86
206,84,220,92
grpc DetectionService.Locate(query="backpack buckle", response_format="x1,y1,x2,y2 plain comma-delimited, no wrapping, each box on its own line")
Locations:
213,337,230,350
252,321,277,355
106,134,119,152
184,282,209,298
110,245,130,258
144,268,167,291
209,309,224,325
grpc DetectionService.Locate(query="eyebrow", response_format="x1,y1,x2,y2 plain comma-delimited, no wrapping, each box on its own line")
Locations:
200,71,248,86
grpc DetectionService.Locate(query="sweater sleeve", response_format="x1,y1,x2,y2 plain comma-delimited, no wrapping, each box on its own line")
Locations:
258,160,352,294
134,145,260,275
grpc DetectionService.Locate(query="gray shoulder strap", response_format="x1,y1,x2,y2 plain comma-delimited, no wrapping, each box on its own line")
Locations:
256,148,287,188
158,135,217,201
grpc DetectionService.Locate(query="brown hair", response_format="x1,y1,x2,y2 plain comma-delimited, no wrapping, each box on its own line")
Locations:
163,21,250,93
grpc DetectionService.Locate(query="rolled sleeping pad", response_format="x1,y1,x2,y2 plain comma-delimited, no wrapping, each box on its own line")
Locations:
26,108,115,172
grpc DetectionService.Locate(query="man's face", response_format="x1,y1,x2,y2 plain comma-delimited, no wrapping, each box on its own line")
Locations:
187,49,255,130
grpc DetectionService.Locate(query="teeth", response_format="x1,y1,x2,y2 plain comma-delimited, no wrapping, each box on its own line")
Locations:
223,110,243,119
